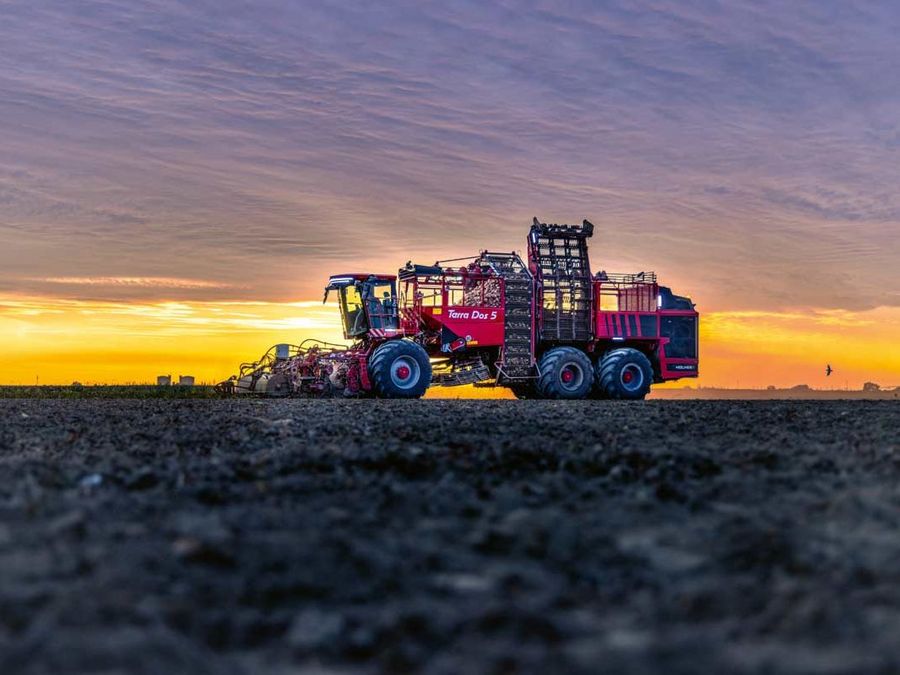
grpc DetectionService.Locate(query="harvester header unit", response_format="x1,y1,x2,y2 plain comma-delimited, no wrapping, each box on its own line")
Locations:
219,218,698,400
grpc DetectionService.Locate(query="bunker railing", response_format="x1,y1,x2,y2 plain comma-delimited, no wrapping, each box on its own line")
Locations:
596,272,658,312
595,271,657,284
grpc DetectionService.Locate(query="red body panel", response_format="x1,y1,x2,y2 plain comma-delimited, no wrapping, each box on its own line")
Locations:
399,266,506,353
658,352,699,379
419,305,505,349
595,311,658,339
656,310,700,380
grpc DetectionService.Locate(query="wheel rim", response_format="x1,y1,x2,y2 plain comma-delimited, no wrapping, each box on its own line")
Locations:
559,362,585,392
620,364,644,392
390,355,420,389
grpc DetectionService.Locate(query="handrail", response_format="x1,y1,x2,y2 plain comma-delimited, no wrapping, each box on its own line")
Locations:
596,271,657,284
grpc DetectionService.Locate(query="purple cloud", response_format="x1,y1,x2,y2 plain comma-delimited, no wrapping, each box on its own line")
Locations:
0,0,898,310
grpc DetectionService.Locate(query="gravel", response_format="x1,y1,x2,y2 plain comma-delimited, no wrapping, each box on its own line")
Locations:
0,399,898,674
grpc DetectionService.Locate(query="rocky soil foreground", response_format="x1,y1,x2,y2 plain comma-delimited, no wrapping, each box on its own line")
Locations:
0,400,898,675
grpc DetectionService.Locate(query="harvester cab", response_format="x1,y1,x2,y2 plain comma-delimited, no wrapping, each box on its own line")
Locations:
324,274,401,340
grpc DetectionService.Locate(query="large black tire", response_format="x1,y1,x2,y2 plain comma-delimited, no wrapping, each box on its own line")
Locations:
536,347,594,399
369,340,432,399
597,348,653,400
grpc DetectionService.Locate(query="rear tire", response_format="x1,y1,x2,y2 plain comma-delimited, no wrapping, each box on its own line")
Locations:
369,340,432,399
597,348,652,400
536,347,593,399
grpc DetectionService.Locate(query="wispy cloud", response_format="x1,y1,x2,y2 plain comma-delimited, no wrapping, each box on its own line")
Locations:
0,0,897,314
706,309,878,328
0,294,342,339
34,276,235,289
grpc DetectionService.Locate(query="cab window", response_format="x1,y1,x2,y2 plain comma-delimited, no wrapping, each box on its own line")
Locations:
364,280,399,329
341,284,369,336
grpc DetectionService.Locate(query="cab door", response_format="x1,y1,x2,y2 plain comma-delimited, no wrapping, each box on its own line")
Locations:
340,284,369,338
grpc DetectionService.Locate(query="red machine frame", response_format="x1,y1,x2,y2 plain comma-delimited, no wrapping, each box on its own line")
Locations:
219,219,699,398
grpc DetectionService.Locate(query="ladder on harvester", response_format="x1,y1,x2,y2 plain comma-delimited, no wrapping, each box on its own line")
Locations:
501,274,535,378
529,218,594,342
478,252,536,380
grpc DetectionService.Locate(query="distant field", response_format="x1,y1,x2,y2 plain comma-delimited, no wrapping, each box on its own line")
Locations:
651,386,900,400
1,384,897,400
0,385,220,399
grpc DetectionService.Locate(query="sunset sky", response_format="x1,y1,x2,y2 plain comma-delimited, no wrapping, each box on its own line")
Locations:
1,1,899,388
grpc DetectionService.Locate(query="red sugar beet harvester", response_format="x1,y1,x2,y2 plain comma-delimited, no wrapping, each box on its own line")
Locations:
217,218,699,400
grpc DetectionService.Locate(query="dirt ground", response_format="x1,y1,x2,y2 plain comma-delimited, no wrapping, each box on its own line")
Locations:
0,399,898,674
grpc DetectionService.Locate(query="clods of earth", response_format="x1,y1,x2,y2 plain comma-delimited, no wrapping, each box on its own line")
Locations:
0,399,898,674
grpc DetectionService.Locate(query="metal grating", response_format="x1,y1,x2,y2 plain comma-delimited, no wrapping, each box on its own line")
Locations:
478,252,536,379
528,218,594,342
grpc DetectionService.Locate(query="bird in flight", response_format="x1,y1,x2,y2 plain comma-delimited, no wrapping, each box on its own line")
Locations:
826,364,833,377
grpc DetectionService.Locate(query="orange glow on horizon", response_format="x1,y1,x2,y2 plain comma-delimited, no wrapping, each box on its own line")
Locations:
1,293,898,391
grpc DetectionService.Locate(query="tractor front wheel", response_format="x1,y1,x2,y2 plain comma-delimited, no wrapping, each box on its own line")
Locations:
597,348,653,400
369,340,432,399
536,347,593,399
